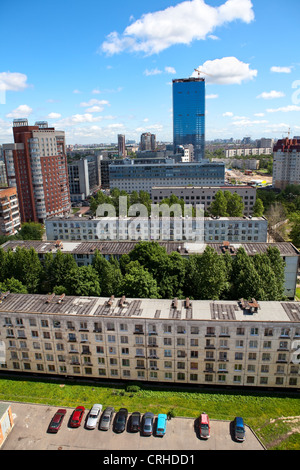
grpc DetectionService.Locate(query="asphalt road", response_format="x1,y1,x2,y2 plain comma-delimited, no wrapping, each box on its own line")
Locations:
1,401,265,451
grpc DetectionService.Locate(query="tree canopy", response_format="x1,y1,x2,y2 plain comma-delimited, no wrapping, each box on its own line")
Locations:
0,242,287,301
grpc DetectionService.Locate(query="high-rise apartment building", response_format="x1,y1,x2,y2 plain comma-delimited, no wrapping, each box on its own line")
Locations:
173,77,205,162
140,133,156,151
118,134,126,157
0,187,21,236
273,138,300,190
3,119,71,223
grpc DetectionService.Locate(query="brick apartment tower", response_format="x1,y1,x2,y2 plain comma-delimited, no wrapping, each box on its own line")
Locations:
3,119,71,223
272,137,300,190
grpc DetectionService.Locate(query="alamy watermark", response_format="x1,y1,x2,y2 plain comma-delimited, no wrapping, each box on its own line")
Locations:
291,340,300,364
95,196,205,242
292,80,300,105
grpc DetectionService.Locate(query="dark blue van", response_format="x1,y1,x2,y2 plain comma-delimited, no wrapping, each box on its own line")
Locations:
234,417,245,441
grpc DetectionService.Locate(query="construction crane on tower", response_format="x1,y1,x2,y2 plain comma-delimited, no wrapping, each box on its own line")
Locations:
194,67,213,79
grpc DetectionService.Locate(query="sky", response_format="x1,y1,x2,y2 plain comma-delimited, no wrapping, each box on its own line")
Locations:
1,0,300,145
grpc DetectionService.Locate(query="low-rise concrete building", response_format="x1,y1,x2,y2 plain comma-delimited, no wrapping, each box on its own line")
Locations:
0,292,299,389
45,215,268,244
151,185,257,216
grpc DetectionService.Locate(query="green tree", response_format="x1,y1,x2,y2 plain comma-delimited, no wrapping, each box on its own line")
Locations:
252,198,264,217
266,246,286,299
17,222,45,240
225,192,244,217
128,241,186,298
119,261,159,298
209,191,228,217
185,247,228,300
0,277,28,293
4,247,42,293
64,265,101,296
290,214,300,248
45,251,78,291
230,248,263,300
253,254,280,300
92,250,122,296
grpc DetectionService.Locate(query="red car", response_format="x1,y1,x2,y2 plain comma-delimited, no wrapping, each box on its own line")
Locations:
69,406,85,428
48,409,67,433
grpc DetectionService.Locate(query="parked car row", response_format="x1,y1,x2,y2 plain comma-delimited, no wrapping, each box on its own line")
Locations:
47,407,246,442
198,413,246,442
47,405,168,437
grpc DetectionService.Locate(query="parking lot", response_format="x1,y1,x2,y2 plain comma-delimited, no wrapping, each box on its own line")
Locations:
1,401,265,451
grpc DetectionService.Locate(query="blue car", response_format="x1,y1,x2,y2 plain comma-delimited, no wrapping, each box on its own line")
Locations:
234,417,245,441
156,414,167,437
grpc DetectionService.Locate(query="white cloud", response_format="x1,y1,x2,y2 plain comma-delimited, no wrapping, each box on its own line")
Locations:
85,106,106,113
47,112,61,119
0,72,29,91
165,66,176,74
207,94,219,99
100,0,255,56
192,57,257,84
92,89,101,94
73,89,81,94
6,104,33,118
232,118,268,126
144,66,177,76
270,66,292,74
266,105,300,113
80,99,110,107
144,68,162,76
254,113,265,117
55,113,105,127
257,90,285,99
223,111,233,116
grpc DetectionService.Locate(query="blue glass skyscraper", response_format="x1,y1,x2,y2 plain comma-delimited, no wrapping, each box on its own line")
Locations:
173,77,205,162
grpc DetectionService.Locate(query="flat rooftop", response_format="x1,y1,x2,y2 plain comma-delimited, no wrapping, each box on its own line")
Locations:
152,185,255,190
1,240,298,257
0,293,300,323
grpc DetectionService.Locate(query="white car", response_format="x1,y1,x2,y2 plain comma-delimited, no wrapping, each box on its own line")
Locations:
86,404,102,429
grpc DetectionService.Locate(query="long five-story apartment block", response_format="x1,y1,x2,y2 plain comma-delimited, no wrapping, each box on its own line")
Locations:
0,293,299,390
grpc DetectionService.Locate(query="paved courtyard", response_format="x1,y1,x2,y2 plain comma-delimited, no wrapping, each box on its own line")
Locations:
1,401,265,451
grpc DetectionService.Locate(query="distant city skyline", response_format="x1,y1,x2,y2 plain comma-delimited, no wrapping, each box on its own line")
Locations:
1,0,300,145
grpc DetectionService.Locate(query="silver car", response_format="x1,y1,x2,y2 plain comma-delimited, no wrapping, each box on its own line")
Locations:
86,404,102,429
99,406,115,431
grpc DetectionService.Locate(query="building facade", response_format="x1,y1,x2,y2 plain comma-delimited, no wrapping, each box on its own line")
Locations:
45,215,268,244
173,78,205,162
273,138,300,190
68,155,101,202
3,119,71,223
118,134,126,158
0,293,299,389
140,133,156,152
109,159,225,194
0,187,21,237
152,185,257,216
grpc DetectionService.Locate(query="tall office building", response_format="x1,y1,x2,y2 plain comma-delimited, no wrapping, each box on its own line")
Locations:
3,119,71,223
173,77,205,162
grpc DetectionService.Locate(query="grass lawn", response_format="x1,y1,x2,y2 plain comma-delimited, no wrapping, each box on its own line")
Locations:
296,287,300,300
0,375,300,450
